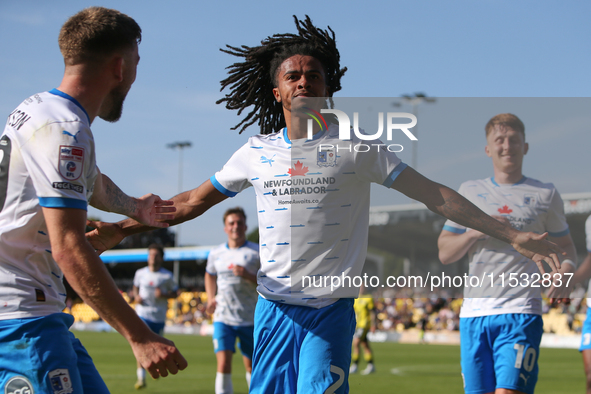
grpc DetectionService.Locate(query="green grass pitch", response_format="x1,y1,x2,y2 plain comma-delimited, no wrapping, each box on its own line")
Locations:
75,330,586,393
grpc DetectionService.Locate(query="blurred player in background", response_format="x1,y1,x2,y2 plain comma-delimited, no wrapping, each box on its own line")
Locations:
438,113,576,394
87,18,565,394
132,244,177,389
572,215,591,394
350,284,377,375
0,7,186,394
205,207,259,394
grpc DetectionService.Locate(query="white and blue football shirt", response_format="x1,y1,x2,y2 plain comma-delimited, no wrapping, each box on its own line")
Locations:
0,90,98,320
206,241,260,326
133,266,176,323
442,177,569,317
211,124,406,308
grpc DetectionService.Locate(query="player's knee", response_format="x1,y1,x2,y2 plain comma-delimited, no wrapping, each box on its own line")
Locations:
217,352,233,373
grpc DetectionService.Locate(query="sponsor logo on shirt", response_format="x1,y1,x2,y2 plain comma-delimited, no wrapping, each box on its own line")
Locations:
288,161,308,176
262,160,337,198
59,145,84,181
4,376,34,394
52,182,83,194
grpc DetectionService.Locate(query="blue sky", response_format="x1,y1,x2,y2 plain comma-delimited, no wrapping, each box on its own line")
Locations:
1,1,590,246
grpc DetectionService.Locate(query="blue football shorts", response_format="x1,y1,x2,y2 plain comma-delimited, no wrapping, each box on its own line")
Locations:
580,306,591,351
0,312,109,394
460,314,543,394
139,317,165,335
212,322,254,359
250,297,356,394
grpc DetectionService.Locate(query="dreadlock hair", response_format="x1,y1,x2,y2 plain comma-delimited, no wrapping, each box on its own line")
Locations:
217,15,347,135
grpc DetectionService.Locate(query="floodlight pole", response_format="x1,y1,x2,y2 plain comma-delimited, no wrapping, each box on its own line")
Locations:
166,141,192,286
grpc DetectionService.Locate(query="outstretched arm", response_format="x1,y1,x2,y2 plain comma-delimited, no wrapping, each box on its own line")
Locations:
438,215,508,264
89,170,175,228
87,179,228,253
391,167,564,273
44,206,187,378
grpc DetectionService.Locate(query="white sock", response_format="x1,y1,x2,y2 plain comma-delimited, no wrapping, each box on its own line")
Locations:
245,371,251,388
215,372,233,394
137,368,145,381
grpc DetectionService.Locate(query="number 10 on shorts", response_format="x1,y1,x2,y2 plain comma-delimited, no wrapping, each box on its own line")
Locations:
514,343,536,372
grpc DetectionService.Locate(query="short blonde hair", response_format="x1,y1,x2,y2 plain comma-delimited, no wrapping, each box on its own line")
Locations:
58,7,141,65
485,113,525,137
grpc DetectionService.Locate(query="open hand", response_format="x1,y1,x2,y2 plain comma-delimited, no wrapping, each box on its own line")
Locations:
511,232,565,274
134,194,176,228
547,262,575,302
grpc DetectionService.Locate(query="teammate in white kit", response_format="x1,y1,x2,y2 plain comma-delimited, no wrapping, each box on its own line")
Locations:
0,7,186,394
205,207,259,394
438,113,577,394
87,17,565,393
132,244,177,389
572,215,591,394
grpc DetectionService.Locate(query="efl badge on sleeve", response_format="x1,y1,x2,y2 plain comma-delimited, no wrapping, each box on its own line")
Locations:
49,369,73,394
317,146,336,167
58,146,84,181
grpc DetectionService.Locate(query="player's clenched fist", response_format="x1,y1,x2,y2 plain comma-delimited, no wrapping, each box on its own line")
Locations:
131,333,188,379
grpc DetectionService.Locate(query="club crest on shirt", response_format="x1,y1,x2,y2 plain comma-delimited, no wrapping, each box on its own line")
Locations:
317,146,336,167
523,194,537,206
59,145,84,181
49,369,73,394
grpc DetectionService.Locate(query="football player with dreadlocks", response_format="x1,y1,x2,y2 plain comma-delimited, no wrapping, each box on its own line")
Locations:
88,16,564,393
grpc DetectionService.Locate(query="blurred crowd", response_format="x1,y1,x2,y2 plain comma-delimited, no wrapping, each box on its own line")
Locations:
66,285,591,336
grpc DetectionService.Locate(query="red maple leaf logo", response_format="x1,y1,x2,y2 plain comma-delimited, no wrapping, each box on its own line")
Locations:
498,205,513,214
228,264,235,270
288,161,308,176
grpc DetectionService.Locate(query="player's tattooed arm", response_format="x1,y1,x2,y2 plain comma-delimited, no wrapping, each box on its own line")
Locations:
436,192,515,243
87,179,227,253
392,166,564,273
89,170,175,228
90,171,135,213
